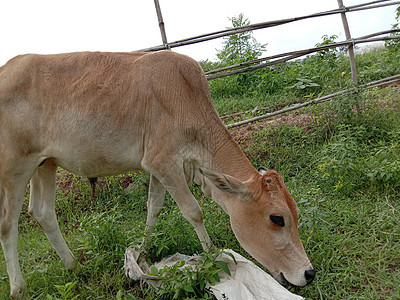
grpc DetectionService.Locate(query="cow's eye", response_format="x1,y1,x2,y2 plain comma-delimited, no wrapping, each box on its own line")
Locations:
270,215,285,227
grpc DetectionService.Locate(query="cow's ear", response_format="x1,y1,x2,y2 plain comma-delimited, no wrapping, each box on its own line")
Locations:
199,167,249,199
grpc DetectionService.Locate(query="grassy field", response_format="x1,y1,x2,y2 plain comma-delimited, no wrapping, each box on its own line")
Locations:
1,48,399,299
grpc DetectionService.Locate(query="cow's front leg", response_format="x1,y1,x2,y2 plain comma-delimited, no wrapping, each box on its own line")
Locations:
160,173,212,250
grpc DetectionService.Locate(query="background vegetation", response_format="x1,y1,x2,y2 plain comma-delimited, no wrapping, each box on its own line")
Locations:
1,10,399,300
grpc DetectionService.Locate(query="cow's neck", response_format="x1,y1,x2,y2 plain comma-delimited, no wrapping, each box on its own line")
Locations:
187,127,255,215
207,128,255,181
187,123,256,182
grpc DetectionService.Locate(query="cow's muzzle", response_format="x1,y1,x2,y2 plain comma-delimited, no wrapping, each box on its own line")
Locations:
280,268,316,287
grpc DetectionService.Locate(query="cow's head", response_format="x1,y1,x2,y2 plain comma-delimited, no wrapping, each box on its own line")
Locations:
201,167,315,287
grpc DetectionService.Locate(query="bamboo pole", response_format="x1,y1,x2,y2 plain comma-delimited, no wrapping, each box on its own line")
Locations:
221,75,400,122
338,0,358,85
153,0,168,46
357,28,400,39
225,74,400,129
349,0,400,12
138,0,400,52
205,32,400,80
205,29,400,77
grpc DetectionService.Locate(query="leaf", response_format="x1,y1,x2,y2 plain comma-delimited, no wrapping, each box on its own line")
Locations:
203,262,214,270
212,272,221,284
214,261,231,276
116,290,124,300
65,282,77,293
208,275,216,286
156,244,168,256
222,251,238,264
175,260,185,268
183,284,195,293
149,265,159,276
199,280,205,291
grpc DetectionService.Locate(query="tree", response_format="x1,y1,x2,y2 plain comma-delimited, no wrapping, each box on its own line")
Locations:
216,14,266,65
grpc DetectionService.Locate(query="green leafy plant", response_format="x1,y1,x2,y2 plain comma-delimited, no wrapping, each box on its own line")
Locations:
385,5,400,53
314,34,339,63
116,289,140,300
46,282,79,300
315,102,400,196
148,249,236,299
316,125,367,195
286,76,320,91
76,209,129,274
365,141,400,187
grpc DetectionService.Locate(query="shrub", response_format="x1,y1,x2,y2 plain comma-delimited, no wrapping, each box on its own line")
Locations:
148,249,235,300
314,89,400,196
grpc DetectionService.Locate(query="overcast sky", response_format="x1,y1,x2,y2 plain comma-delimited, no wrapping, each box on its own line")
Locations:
0,0,398,66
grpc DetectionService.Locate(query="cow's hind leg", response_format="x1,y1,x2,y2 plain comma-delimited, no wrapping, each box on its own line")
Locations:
142,175,166,246
0,183,27,298
28,159,76,270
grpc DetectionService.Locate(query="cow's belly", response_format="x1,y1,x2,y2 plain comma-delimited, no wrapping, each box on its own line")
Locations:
47,140,144,177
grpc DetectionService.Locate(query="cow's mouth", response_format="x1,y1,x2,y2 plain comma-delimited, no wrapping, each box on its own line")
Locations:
279,269,315,287
280,272,291,286
279,272,301,288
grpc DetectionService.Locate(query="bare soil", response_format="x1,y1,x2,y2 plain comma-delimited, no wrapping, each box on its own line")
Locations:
228,112,315,146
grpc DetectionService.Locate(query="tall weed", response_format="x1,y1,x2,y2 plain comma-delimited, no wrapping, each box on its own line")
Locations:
314,89,400,196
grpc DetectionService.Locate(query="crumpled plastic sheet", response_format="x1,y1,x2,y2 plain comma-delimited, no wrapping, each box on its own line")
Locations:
124,248,304,300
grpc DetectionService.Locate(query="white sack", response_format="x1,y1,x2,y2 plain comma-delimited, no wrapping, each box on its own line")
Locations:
124,248,304,300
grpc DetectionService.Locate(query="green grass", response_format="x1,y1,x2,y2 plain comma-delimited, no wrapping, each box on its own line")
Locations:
292,185,400,299
1,47,400,299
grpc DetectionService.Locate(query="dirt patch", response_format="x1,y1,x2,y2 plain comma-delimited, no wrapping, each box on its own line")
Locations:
228,112,315,145
56,170,143,200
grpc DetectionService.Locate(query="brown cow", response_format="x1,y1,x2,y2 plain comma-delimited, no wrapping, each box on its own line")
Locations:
0,51,314,297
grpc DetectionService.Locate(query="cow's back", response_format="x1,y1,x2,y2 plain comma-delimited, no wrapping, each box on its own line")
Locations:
0,51,225,177
0,51,218,126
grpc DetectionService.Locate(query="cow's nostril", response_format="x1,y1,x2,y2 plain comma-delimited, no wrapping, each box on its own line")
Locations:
305,269,315,284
